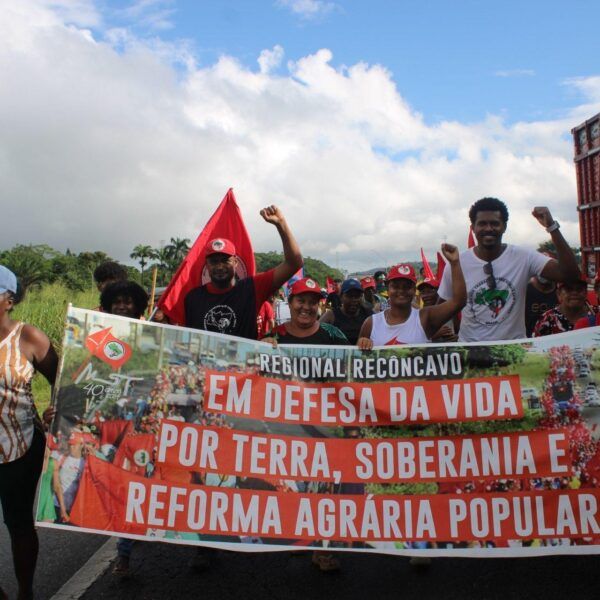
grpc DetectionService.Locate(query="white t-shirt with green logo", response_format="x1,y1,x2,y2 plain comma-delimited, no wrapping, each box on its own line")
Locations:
438,246,550,342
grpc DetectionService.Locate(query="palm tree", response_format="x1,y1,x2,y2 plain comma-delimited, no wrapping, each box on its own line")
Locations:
152,247,173,283
164,237,190,270
130,245,156,285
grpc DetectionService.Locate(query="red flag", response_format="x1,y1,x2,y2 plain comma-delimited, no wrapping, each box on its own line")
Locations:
99,419,133,448
468,227,476,248
435,251,446,282
113,433,155,476
158,189,256,325
69,456,146,535
326,277,337,294
85,327,132,371
420,248,435,281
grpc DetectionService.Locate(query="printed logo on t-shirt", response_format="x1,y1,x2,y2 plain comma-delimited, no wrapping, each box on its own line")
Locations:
204,305,237,333
469,277,517,325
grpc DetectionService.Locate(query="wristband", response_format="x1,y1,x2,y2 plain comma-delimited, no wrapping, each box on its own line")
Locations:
546,221,560,233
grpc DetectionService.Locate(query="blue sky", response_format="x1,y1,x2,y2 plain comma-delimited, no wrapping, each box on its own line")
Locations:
99,0,599,124
1,0,599,270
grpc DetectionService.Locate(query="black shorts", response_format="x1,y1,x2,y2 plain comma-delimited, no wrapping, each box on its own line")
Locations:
0,428,45,531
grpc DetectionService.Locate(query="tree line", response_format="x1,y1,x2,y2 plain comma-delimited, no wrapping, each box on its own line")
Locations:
0,243,344,292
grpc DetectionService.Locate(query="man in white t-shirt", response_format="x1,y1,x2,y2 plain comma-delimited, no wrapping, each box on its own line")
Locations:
438,197,580,342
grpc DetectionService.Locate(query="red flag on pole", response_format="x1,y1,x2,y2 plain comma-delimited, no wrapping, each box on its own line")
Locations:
467,227,476,248
326,277,337,294
435,251,446,282
157,189,256,325
420,248,435,281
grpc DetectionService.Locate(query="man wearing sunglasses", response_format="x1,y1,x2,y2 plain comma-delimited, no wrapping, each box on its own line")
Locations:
438,197,580,342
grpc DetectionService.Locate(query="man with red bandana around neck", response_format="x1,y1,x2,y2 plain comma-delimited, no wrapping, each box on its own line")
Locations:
437,197,580,342
184,205,302,340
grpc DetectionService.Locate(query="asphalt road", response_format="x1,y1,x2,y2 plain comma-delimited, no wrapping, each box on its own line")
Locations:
82,541,600,600
4,527,600,600
0,525,105,599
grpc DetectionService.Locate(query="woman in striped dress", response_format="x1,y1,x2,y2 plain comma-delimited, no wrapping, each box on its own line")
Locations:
0,266,58,600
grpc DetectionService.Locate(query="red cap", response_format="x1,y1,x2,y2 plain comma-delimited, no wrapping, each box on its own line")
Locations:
387,264,417,283
289,277,322,296
360,276,376,290
205,238,236,257
417,277,439,289
68,430,85,445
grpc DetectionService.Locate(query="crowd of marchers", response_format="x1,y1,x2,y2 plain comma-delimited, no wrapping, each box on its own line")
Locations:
1,197,600,597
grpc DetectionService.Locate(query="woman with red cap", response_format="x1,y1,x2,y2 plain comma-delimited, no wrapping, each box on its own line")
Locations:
265,277,348,345
0,266,58,600
357,244,465,348
262,277,346,571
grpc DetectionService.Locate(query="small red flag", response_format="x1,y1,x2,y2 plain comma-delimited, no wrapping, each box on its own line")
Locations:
158,189,256,325
326,277,337,294
435,251,446,282
420,248,435,281
85,327,132,371
468,227,476,248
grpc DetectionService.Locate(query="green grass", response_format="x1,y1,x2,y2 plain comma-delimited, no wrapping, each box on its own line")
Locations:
13,283,98,411
505,353,549,389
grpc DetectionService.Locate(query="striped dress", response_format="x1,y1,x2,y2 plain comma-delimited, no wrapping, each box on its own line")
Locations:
0,322,38,463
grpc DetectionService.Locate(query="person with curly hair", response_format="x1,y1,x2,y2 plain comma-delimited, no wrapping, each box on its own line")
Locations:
100,280,149,319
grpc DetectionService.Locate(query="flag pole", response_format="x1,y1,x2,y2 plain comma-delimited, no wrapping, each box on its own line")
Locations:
148,266,158,316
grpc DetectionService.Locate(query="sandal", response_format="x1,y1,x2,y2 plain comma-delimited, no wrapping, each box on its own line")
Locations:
312,551,340,572
112,555,130,578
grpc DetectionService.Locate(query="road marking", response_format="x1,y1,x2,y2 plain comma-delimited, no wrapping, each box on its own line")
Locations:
49,537,116,600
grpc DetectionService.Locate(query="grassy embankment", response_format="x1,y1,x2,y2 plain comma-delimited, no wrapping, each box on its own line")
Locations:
13,283,98,412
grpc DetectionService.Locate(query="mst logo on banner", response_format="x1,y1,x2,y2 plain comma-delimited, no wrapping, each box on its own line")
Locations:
39,306,600,557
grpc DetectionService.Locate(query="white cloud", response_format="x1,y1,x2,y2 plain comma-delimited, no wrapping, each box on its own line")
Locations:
494,69,535,78
114,0,176,31
276,0,335,20
1,1,599,273
38,0,102,27
564,75,600,99
258,45,284,74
